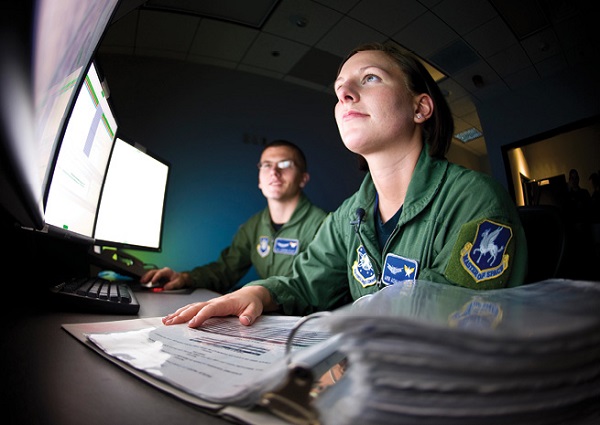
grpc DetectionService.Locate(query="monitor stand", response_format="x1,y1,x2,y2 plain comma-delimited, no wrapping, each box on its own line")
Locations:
88,246,148,279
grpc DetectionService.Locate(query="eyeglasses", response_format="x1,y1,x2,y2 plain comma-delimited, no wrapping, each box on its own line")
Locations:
257,159,295,171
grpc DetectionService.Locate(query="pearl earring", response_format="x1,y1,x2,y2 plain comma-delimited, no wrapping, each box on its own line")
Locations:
416,113,422,119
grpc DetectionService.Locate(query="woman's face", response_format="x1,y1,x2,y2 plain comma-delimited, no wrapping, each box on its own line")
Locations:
334,50,418,156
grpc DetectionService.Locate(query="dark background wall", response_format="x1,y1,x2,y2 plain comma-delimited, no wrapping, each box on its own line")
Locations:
480,64,600,189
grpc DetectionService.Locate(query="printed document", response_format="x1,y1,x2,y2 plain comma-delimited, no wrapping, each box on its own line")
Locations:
67,314,339,407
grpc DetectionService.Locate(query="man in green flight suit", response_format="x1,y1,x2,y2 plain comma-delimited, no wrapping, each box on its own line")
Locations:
140,139,327,293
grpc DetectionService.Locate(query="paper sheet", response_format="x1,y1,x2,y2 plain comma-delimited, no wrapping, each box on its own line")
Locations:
83,315,334,405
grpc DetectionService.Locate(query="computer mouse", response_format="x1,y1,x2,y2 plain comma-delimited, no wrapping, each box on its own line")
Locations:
140,277,169,289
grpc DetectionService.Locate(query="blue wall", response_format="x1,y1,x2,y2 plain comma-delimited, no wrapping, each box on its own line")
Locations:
97,55,365,279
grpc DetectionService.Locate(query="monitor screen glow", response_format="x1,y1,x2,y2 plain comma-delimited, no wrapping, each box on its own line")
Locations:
0,0,119,230
44,61,118,238
94,138,170,251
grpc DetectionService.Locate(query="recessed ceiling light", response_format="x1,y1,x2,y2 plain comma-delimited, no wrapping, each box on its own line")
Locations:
454,128,483,143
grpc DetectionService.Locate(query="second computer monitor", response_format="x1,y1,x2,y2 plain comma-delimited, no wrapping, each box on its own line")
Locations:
94,138,170,252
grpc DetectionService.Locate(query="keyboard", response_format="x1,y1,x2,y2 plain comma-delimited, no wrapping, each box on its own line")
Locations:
49,276,140,315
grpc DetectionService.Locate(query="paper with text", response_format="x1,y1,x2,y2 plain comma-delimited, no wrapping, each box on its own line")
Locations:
86,315,334,405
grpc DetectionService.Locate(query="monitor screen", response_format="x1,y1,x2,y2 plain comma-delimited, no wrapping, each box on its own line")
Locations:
0,0,120,231
44,61,118,240
35,0,120,212
94,138,170,252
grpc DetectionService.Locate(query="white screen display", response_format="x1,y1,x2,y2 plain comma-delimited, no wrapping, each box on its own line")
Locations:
94,138,169,250
44,62,118,237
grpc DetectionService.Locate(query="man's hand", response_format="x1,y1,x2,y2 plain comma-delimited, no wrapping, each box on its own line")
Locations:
139,267,188,290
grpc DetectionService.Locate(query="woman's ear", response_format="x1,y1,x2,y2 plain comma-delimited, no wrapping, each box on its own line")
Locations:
415,94,433,121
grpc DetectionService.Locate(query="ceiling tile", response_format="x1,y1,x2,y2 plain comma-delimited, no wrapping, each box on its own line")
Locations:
313,0,362,14
145,0,279,28
393,11,457,58
433,0,497,35
487,43,531,77
288,48,342,86
416,0,444,8
503,65,540,90
452,60,503,96
315,16,387,57
446,94,477,118
438,77,470,101
489,0,548,39
452,116,471,133
521,28,562,63
428,39,480,75
262,0,342,45
534,54,569,78
348,0,426,36
137,10,199,53
101,9,138,49
189,19,258,62
241,32,310,73
464,16,517,58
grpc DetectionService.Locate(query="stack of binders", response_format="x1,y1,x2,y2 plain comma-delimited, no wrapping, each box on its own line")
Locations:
314,279,600,425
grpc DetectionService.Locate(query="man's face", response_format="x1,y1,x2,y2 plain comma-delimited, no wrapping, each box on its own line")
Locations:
257,146,307,202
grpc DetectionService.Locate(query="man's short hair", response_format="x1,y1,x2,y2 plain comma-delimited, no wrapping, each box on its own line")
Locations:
262,139,307,172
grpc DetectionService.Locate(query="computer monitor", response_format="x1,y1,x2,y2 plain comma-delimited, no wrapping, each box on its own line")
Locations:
94,138,170,252
43,61,118,242
0,0,120,230
90,137,170,278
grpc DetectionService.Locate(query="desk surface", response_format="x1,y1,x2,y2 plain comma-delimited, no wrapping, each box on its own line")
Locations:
3,288,233,425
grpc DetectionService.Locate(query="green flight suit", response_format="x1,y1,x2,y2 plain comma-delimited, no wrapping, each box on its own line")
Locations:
186,194,327,293
249,146,528,315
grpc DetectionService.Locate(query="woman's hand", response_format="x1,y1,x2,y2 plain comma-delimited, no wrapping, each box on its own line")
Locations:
162,285,274,327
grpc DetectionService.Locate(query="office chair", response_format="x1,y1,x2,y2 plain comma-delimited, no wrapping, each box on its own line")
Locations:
517,205,567,284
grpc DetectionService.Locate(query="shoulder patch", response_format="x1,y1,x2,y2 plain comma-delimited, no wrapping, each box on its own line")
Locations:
256,236,270,258
352,245,378,288
445,219,513,289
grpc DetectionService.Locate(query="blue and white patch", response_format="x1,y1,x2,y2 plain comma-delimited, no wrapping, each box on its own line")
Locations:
273,238,300,255
352,245,378,287
448,297,503,330
256,236,270,258
461,220,512,282
381,253,418,286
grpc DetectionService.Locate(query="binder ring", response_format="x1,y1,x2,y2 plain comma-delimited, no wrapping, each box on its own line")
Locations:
284,311,332,363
